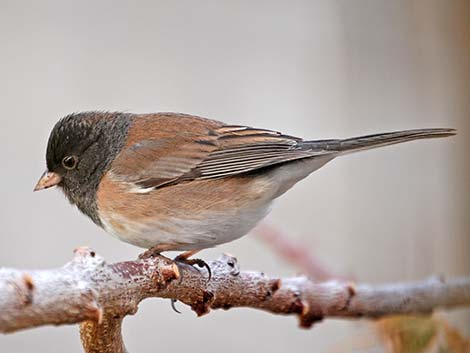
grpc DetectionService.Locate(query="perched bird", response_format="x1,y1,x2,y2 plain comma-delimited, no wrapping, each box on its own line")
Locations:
34,112,455,267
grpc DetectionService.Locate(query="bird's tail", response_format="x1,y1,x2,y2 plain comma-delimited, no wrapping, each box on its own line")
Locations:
304,128,456,155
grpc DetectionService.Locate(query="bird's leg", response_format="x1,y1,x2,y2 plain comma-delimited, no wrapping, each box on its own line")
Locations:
138,245,168,259
174,250,212,281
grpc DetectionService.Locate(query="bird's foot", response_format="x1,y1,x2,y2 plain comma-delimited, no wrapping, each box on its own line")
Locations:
174,251,212,281
139,248,211,313
169,251,211,314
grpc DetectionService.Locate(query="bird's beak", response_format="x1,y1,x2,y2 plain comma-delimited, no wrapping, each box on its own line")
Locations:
34,171,62,191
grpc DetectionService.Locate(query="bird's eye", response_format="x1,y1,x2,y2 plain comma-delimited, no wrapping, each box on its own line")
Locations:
62,156,78,170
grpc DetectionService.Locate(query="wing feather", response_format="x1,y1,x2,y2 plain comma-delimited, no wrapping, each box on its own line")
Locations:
112,121,326,190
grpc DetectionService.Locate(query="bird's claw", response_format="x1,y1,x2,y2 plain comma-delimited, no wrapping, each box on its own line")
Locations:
170,298,181,314
174,256,212,281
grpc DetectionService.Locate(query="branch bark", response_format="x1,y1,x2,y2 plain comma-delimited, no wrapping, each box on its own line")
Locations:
0,247,469,353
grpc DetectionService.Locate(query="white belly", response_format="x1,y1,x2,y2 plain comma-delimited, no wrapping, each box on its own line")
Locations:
99,203,272,250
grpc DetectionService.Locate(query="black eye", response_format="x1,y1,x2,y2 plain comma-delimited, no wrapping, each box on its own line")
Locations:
62,156,78,170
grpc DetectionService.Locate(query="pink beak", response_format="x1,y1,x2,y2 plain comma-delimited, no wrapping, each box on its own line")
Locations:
34,171,62,191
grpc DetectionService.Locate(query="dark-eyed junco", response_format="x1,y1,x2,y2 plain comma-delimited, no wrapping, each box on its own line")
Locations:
34,111,455,264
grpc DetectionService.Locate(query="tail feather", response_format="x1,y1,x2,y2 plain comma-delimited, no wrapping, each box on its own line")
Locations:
304,128,456,155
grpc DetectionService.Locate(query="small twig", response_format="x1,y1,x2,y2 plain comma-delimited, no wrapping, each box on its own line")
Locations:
0,248,469,353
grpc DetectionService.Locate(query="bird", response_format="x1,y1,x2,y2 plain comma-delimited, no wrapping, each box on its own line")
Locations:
34,111,455,271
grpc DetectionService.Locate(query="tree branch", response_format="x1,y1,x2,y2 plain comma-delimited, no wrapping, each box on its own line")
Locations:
0,247,469,353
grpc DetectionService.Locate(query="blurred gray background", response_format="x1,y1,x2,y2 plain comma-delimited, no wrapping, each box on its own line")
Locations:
0,1,468,352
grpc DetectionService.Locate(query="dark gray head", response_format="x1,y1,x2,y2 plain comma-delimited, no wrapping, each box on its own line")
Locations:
35,111,131,225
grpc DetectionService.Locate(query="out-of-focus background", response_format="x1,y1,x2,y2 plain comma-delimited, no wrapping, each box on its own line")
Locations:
0,1,468,352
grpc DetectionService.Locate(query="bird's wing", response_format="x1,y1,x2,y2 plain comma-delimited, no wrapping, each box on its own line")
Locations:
110,116,330,190
189,125,320,181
